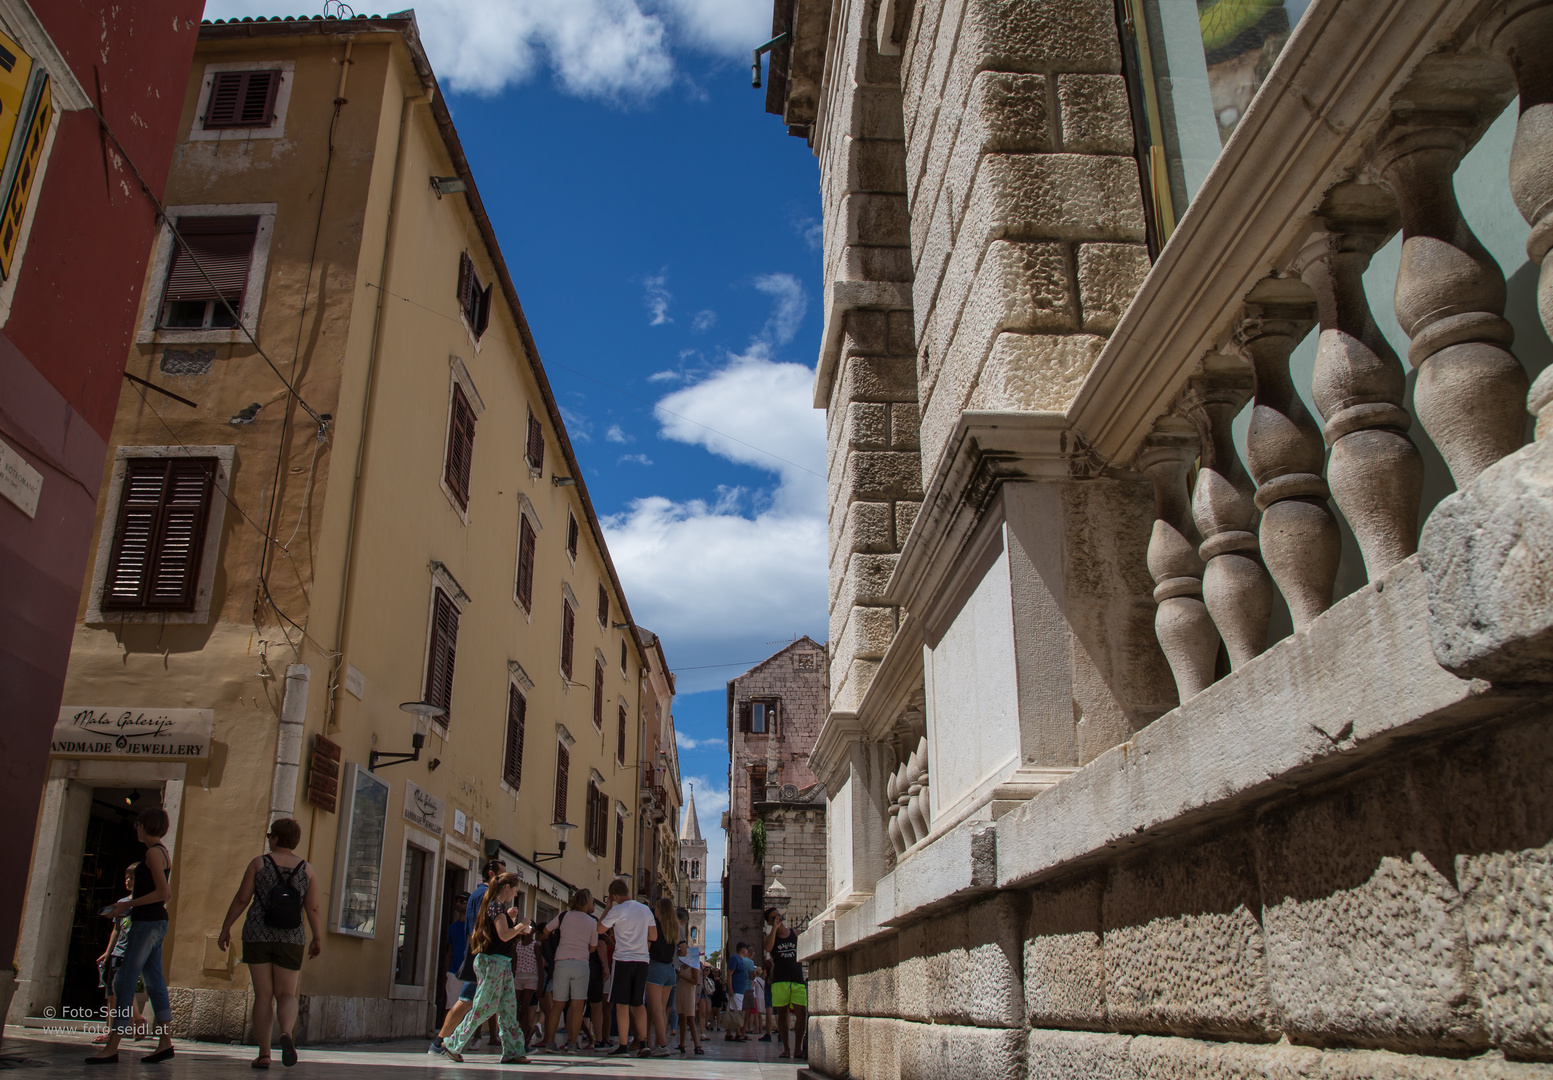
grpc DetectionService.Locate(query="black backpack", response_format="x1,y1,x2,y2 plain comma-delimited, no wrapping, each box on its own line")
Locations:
261,855,305,930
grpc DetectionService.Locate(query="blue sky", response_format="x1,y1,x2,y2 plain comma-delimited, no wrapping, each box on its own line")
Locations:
204,0,831,948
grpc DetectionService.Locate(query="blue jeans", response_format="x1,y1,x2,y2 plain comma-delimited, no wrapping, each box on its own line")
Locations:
113,921,171,1033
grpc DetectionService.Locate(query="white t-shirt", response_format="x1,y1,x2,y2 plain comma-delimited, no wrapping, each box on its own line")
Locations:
598,899,655,963
751,976,766,1007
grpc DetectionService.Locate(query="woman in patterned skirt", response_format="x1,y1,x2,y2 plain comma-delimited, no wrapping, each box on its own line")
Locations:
218,818,322,1068
445,872,531,1064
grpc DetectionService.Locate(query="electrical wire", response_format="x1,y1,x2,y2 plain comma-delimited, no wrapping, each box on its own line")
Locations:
364,282,826,480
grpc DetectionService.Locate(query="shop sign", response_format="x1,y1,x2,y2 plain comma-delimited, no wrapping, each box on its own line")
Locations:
452,808,466,836
403,780,445,835
0,27,53,280
0,435,41,517
53,707,213,758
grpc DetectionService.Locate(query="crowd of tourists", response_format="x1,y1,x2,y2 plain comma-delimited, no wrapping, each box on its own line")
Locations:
74,814,806,1068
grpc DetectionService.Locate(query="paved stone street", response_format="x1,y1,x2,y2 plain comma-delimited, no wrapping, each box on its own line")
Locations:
0,1031,808,1079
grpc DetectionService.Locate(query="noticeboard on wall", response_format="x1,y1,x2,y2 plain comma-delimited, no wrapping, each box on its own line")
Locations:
330,763,389,938
0,26,52,280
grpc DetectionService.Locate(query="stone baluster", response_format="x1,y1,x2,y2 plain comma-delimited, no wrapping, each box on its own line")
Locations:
1376,129,1529,485
1188,355,1272,667
1138,418,1220,700
903,747,925,849
905,736,929,843
1295,189,1426,578
1482,1,1553,339
894,759,917,848
1237,282,1339,629
886,768,904,855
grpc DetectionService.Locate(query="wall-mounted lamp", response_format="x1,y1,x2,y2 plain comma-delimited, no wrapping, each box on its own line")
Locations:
535,820,576,864
427,757,442,772
612,622,632,630
551,475,577,487
430,176,467,198
750,31,790,89
371,700,444,771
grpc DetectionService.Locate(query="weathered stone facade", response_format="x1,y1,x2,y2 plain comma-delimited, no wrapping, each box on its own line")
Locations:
763,0,1553,1076
724,638,829,965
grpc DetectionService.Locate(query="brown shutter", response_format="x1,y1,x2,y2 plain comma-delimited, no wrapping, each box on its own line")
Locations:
457,252,474,319
444,384,476,509
103,457,216,612
620,639,627,673
525,413,545,472
475,283,492,337
163,217,258,305
560,603,575,680
595,783,609,856
515,516,536,610
592,660,604,729
614,814,624,874
553,742,569,823
617,704,627,764
584,782,597,852
597,584,608,627
424,588,459,721
566,514,579,560
739,701,752,733
504,683,526,788
204,71,279,128
750,767,766,816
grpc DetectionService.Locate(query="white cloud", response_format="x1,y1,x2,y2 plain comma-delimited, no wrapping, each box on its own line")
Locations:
203,0,767,99
654,0,770,55
692,310,717,333
644,271,673,326
617,453,654,466
606,424,632,444
753,273,808,346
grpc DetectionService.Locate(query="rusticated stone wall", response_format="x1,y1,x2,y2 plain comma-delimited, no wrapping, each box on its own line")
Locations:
801,699,1553,1080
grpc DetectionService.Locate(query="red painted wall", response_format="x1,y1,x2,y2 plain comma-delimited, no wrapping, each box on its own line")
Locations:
6,0,203,439
0,1,201,983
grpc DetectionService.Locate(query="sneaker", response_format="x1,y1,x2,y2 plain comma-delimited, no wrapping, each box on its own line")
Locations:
758,1035,772,1042
609,1043,633,1057
637,1045,652,1058
427,1042,448,1058
466,1037,484,1051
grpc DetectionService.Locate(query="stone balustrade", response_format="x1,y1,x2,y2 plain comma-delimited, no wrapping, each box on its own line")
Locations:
1127,6,1544,707
886,735,930,857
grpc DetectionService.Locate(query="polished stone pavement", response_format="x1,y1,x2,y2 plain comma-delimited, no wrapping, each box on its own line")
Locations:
0,1029,809,1079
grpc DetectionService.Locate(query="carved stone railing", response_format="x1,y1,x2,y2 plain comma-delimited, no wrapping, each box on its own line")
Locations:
887,736,930,857
1070,0,1546,707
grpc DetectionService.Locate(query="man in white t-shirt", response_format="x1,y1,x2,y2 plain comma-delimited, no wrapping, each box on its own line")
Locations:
597,878,656,1057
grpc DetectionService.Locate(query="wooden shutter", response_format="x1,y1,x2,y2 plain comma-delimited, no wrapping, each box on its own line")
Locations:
738,701,752,733
617,704,627,764
614,814,624,874
584,782,597,852
620,639,627,673
566,514,579,560
163,216,258,305
560,602,575,680
594,782,609,856
504,683,526,789
457,252,474,319
525,413,544,472
592,660,605,729
103,457,216,611
424,588,459,720
475,283,492,337
597,584,609,627
515,516,536,610
444,384,476,509
553,741,569,823
204,71,279,128
750,767,766,816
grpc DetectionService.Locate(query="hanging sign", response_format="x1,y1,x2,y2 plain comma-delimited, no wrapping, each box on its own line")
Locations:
53,707,213,758
0,27,52,280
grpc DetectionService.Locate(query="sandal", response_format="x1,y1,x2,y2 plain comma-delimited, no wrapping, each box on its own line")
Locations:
252,1057,272,1069
695,1046,707,1055
279,1034,298,1068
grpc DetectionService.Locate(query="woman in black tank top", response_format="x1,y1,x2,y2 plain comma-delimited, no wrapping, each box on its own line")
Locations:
86,806,175,1065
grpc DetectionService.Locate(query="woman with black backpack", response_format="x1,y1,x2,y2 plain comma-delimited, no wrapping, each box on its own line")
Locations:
218,818,322,1069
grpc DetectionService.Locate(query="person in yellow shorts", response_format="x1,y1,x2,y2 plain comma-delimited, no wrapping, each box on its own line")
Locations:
761,907,808,1060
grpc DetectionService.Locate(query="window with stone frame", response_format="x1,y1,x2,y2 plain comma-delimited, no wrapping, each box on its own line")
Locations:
503,682,526,790
749,766,766,817
553,740,569,823
515,514,537,611
159,216,259,330
101,456,218,612
424,586,460,724
443,382,476,511
456,251,492,339
619,638,627,674
583,777,608,857
739,698,778,736
616,703,627,765
566,511,579,561
525,410,544,472
560,599,575,680
597,582,609,627
201,70,280,129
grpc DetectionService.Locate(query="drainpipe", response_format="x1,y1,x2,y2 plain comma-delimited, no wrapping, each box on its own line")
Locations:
270,664,311,823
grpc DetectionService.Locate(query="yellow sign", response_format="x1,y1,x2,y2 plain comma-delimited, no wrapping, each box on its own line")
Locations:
0,27,35,161
0,70,49,280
